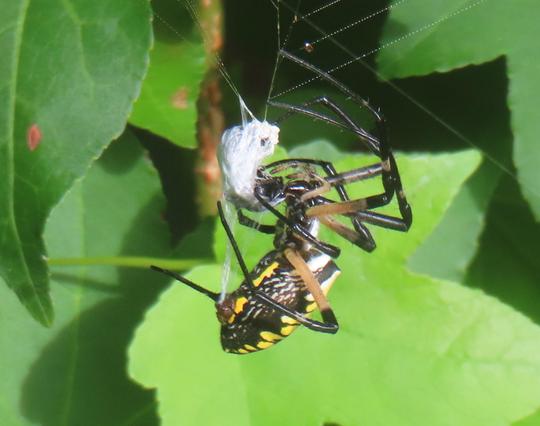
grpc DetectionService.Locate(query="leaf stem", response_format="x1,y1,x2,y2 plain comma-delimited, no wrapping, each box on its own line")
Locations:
195,0,224,217
46,256,205,270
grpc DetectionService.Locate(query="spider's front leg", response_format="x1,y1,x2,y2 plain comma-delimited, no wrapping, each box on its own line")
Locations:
269,96,380,155
237,209,276,234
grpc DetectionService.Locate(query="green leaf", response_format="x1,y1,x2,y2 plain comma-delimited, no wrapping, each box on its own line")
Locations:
129,150,540,425
513,408,540,426
465,176,540,325
377,0,540,220
0,0,152,325
129,35,205,148
409,160,501,282
0,131,184,425
288,139,347,163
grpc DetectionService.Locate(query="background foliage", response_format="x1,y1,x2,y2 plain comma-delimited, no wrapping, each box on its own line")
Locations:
1,0,540,425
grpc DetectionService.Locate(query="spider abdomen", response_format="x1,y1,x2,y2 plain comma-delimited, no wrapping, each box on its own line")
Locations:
220,249,340,354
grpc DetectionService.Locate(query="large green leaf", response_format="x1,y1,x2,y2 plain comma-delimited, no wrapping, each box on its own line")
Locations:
377,0,540,219
0,0,152,325
0,131,192,425
129,151,540,425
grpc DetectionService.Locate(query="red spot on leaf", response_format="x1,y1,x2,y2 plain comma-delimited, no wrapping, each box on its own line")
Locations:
27,124,42,151
171,87,189,110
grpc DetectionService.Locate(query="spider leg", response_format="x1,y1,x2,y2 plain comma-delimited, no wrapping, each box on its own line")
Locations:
284,248,339,330
348,210,409,232
217,201,337,334
277,50,385,137
150,265,220,301
251,290,337,333
301,162,383,201
269,96,380,155
261,158,350,208
261,158,372,240
307,199,410,232
253,189,341,258
274,50,412,229
358,154,412,229
304,159,412,231
316,215,376,252
237,209,276,234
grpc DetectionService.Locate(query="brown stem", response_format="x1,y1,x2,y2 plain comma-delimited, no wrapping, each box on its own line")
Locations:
195,0,224,217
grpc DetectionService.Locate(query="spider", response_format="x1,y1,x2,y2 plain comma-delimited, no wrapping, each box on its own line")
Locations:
152,201,340,354
219,49,412,259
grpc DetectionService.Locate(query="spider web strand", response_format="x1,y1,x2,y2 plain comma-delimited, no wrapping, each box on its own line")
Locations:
306,0,409,49
271,0,488,99
303,0,344,19
268,0,525,186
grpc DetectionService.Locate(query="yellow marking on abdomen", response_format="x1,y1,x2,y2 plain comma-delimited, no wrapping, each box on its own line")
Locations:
280,325,297,336
281,316,300,325
257,340,274,349
260,331,282,342
305,302,316,313
234,297,248,313
227,296,248,324
253,262,280,287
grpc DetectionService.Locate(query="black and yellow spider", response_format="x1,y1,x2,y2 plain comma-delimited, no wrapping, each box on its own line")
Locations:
152,51,414,354
152,201,340,354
